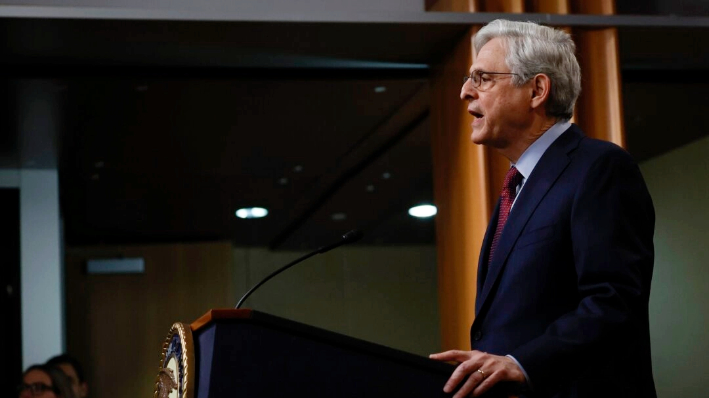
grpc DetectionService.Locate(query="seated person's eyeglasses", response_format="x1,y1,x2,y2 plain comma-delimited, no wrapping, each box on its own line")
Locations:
17,382,57,397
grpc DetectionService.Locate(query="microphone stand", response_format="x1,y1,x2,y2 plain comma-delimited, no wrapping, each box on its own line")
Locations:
235,230,362,309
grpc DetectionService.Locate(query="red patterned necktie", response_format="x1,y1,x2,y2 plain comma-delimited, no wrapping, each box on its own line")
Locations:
488,166,523,265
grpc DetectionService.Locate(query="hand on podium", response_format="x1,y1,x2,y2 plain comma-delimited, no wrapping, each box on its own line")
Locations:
429,350,526,398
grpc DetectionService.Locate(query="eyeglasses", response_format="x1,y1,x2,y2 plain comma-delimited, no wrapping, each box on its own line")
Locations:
17,383,56,397
463,70,520,90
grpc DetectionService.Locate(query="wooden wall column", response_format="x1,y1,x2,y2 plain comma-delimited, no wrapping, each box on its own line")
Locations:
572,0,625,145
428,0,625,351
429,0,519,352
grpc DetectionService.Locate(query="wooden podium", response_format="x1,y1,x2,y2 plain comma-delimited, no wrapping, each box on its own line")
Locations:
155,309,518,398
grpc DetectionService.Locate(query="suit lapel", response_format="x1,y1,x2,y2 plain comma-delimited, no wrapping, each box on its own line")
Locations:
475,126,584,318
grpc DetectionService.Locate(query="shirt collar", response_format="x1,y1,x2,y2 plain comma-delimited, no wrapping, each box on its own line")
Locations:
513,120,571,180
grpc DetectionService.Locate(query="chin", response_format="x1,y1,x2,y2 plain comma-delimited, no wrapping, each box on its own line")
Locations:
470,129,491,146
471,132,508,150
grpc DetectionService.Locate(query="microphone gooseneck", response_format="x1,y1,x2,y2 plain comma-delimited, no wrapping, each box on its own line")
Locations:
235,230,363,309
316,229,363,254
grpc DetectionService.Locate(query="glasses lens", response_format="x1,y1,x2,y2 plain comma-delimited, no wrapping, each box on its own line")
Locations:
19,383,52,396
18,384,31,396
464,73,479,87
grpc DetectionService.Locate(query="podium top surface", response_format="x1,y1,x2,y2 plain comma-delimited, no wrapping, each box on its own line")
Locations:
189,308,455,375
191,309,254,331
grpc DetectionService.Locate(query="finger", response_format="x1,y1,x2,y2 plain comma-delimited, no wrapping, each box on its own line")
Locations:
472,369,503,397
453,370,484,398
431,349,487,363
443,359,480,393
429,350,472,362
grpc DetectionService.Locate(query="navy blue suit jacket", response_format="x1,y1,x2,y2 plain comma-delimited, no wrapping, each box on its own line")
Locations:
471,125,656,398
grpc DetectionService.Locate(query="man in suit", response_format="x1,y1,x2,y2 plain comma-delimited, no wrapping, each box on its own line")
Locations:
429,20,656,398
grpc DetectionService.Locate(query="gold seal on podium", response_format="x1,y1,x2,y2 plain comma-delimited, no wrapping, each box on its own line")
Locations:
154,322,195,398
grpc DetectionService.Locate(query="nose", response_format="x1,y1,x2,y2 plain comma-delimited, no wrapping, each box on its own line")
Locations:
460,78,478,101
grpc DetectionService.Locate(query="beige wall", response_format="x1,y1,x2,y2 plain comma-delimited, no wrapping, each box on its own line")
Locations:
65,242,235,398
234,245,441,356
639,135,709,397
65,243,439,398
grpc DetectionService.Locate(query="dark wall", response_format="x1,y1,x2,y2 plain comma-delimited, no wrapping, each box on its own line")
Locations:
617,0,709,16
0,188,21,394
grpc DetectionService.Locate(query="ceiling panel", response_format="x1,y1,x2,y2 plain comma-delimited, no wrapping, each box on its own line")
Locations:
59,76,433,247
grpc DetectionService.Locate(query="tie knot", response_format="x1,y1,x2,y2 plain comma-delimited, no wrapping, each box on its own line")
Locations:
504,166,523,192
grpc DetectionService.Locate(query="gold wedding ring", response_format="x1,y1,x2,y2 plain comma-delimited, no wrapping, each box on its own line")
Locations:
477,369,486,378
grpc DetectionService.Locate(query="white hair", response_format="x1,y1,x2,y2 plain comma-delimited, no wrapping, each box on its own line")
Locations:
474,19,581,120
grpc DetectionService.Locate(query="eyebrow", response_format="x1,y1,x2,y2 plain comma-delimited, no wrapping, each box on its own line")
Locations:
469,69,490,76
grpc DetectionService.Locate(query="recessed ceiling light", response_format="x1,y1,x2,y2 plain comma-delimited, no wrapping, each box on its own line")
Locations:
366,184,375,192
382,172,391,179
374,86,387,93
235,207,269,219
278,177,288,185
331,212,347,221
408,204,437,218
293,165,303,173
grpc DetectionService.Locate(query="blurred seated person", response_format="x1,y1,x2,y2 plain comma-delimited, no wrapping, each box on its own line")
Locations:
18,364,75,398
46,355,88,398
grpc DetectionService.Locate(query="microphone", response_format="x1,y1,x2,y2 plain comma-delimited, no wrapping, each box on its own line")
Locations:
235,230,363,309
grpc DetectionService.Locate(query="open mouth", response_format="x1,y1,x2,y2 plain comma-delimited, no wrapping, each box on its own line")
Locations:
471,111,484,119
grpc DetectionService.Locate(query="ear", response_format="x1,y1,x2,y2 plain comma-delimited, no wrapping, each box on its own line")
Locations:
530,73,551,111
